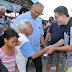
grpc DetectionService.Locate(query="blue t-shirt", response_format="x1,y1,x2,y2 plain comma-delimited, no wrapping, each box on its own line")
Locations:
20,42,35,58
17,33,35,59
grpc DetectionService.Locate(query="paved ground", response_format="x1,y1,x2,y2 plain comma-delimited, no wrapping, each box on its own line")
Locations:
27,55,67,72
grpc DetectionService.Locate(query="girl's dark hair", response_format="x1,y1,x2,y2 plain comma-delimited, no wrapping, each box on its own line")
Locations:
3,29,19,39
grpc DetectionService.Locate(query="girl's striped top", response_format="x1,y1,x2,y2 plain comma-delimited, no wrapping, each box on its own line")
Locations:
0,48,17,72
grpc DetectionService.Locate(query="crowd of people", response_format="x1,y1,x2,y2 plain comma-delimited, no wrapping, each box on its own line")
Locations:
0,2,72,72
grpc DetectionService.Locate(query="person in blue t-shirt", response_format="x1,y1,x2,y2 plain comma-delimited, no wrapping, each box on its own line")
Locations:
15,20,49,72
11,2,46,72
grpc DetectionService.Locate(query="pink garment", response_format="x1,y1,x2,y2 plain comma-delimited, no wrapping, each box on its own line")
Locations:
44,23,51,32
0,48,17,72
44,23,51,41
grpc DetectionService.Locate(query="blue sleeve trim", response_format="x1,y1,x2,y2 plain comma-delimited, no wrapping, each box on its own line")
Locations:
20,42,35,58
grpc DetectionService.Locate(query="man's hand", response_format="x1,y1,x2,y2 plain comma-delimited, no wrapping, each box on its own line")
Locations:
46,45,55,54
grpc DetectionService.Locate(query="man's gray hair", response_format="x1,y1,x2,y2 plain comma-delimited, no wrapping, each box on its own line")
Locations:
33,2,44,10
0,6,6,12
15,20,31,33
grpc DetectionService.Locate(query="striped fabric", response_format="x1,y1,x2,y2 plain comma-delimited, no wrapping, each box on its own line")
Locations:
0,48,17,72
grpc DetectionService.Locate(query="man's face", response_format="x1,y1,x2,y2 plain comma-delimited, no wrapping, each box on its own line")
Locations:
26,22,33,35
55,12,65,25
31,4,43,19
1,9,5,16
